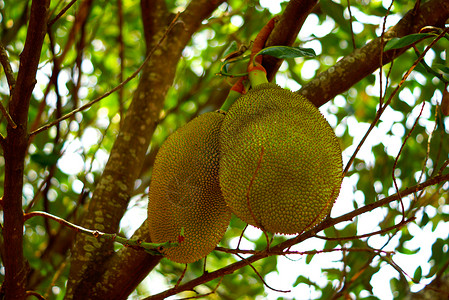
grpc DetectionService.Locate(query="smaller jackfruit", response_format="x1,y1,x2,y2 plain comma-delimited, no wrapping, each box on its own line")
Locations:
148,111,231,263
219,83,342,235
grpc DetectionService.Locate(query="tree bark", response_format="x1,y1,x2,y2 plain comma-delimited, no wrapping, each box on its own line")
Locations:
297,0,449,107
1,0,50,299
72,0,449,298
65,0,225,298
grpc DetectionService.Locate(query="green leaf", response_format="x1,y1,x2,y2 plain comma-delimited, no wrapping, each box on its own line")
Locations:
397,246,420,255
433,63,449,75
30,152,60,167
293,275,319,288
413,266,422,283
306,252,315,264
419,212,430,227
384,33,435,51
255,46,316,60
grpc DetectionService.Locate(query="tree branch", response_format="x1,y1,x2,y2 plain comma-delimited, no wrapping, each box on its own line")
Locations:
23,211,178,253
65,0,226,298
146,172,449,300
264,0,319,81
89,219,163,299
0,42,16,94
83,1,449,298
29,12,179,137
1,0,50,298
297,0,449,107
140,0,172,52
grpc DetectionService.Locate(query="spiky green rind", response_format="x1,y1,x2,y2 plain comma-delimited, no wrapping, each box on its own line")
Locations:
219,83,342,235
148,111,231,263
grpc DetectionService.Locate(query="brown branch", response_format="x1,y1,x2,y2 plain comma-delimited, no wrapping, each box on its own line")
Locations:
175,264,189,288
235,253,291,293
47,0,78,28
29,12,180,137
117,0,125,126
264,0,319,81
297,0,449,107
57,0,94,64
314,218,415,241
392,101,426,220
24,291,45,300
146,173,448,300
23,211,177,252
2,0,50,298
0,42,16,94
0,101,16,130
65,12,181,297
346,0,356,50
343,27,449,176
215,246,394,256
140,0,172,52
65,1,226,298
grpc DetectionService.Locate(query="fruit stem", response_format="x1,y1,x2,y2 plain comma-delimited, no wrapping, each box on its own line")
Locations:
220,77,248,111
248,64,268,87
246,17,276,87
250,17,278,67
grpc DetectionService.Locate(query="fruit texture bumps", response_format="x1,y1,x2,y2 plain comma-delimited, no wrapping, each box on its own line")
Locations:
148,111,231,263
219,83,343,235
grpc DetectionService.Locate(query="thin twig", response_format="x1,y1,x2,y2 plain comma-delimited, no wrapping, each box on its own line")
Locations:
44,258,68,298
0,101,17,129
117,0,125,127
343,27,449,176
25,291,46,300
175,264,188,288
48,0,78,28
215,246,393,257
146,172,449,300
378,0,395,107
235,253,290,293
0,44,17,129
416,97,439,188
392,101,426,221
0,42,16,92
346,0,356,50
237,224,248,250
413,45,449,84
314,217,415,241
29,12,181,137
23,211,178,253
437,159,449,175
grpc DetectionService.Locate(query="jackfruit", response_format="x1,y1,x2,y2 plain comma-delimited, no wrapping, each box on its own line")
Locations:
219,83,342,235
148,111,231,263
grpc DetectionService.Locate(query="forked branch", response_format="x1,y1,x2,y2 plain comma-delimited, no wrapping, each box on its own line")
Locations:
145,172,449,300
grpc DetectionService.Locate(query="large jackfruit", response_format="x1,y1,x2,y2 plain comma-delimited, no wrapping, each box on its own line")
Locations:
219,83,342,235
148,111,231,263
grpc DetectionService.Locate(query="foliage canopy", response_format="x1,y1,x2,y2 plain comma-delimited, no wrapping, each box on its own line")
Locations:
0,0,448,299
